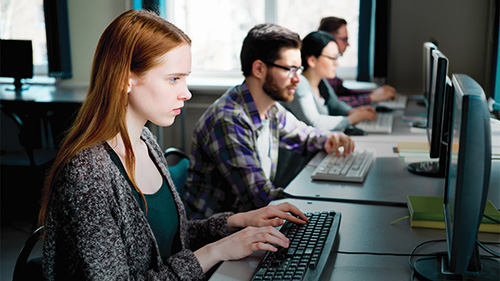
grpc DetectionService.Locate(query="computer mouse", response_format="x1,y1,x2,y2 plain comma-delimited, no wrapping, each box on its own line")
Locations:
375,105,393,113
344,126,367,136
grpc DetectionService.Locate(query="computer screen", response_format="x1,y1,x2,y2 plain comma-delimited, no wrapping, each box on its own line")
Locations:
408,50,452,178
0,39,33,91
414,74,498,280
44,0,72,79
427,50,448,159
423,42,438,107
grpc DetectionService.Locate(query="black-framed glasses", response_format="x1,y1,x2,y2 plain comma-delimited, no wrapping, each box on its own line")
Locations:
320,54,341,62
335,37,349,43
262,61,303,78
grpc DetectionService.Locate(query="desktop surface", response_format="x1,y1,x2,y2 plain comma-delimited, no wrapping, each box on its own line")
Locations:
286,152,444,206
210,198,500,281
0,84,87,103
285,110,500,208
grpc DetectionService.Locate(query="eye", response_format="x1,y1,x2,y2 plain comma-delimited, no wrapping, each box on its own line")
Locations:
169,77,180,83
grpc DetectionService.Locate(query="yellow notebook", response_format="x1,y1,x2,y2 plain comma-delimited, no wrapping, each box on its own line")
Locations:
397,141,429,152
407,195,500,233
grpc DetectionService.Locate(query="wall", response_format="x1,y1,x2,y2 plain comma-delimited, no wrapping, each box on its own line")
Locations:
388,0,492,93
62,0,130,86
60,0,496,151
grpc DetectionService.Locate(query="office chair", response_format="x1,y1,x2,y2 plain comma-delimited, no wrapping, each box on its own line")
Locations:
1,105,59,225
0,105,57,168
164,147,190,199
12,225,44,281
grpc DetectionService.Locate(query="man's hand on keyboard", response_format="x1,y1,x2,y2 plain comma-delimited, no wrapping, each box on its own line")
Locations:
227,202,308,231
324,132,355,157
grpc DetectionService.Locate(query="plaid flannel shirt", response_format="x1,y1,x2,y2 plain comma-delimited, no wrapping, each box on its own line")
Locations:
184,81,331,219
327,77,373,107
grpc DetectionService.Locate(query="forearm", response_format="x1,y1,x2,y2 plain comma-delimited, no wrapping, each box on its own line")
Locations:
193,243,222,274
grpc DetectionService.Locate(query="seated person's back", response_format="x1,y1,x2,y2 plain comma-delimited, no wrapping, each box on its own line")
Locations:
281,31,376,132
184,24,353,219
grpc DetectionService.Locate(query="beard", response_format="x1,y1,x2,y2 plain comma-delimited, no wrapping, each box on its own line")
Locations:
262,71,296,103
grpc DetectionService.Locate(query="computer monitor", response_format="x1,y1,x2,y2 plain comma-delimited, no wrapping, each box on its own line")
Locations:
0,39,34,91
44,0,73,79
423,42,438,107
414,74,498,280
408,50,451,177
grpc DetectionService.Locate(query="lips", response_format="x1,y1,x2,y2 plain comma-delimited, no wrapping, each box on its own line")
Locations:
173,106,183,114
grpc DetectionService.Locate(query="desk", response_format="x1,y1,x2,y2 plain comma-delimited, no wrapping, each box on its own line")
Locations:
1,84,87,148
284,109,500,208
210,198,500,281
284,110,439,207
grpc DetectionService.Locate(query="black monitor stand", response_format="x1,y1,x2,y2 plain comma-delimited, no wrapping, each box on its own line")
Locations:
407,134,448,178
414,247,499,281
5,78,30,92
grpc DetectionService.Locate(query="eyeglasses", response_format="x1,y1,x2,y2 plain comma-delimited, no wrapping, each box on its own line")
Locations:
262,61,304,78
320,54,341,62
335,37,349,43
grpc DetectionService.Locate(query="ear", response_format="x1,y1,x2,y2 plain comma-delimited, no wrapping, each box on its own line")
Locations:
128,72,139,93
307,55,318,69
251,60,267,80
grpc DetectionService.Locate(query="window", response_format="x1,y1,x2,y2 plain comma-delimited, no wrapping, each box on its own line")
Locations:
166,0,359,79
1,0,51,78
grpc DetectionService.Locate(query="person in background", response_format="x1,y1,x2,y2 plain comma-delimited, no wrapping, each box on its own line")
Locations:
318,16,396,107
38,9,310,280
185,23,354,220
282,31,377,131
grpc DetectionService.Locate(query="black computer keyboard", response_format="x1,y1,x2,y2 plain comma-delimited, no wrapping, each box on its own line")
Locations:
251,211,341,281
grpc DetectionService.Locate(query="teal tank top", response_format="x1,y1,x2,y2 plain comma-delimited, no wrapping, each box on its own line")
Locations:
106,145,180,259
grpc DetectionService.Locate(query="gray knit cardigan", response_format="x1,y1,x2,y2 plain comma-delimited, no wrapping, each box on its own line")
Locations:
43,127,232,280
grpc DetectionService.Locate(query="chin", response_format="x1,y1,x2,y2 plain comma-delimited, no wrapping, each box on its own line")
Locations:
152,118,175,128
282,93,294,103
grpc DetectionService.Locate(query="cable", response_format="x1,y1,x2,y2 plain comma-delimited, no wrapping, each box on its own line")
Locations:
477,240,500,258
408,239,446,281
334,250,439,257
483,214,500,224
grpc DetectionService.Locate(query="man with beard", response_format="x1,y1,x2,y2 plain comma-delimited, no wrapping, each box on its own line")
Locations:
184,23,354,219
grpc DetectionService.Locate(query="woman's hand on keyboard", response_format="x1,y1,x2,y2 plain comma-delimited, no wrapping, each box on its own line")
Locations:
227,202,308,231
347,106,377,124
194,225,289,272
324,132,355,157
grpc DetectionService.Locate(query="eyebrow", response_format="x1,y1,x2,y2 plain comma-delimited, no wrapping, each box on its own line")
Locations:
168,71,191,77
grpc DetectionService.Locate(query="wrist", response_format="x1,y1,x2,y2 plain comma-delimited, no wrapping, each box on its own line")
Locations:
227,213,245,231
194,242,223,273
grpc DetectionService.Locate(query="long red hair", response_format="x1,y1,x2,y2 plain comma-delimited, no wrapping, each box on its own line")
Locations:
38,9,191,226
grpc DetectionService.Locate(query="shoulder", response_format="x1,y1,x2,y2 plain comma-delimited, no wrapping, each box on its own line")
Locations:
199,87,253,130
55,144,117,197
296,76,312,93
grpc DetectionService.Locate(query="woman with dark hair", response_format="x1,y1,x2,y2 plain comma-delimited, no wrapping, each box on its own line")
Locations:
38,9,308,280
319,16,396,106
282,31,377,131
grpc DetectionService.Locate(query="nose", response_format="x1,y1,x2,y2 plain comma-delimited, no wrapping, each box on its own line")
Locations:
291,73,300,83
180,85,192,101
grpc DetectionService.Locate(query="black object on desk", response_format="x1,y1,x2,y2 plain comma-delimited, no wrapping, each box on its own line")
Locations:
375,105,393,113
344,126,367,136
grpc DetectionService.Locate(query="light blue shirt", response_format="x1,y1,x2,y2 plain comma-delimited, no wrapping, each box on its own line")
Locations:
282,75,351,130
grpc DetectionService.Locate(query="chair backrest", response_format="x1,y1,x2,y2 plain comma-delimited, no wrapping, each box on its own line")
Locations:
13,225,44,281
0,106,34,166
1,106,58,167
164,147,189,199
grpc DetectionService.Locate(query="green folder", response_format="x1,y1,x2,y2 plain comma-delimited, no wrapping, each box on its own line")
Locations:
407,195,500,233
